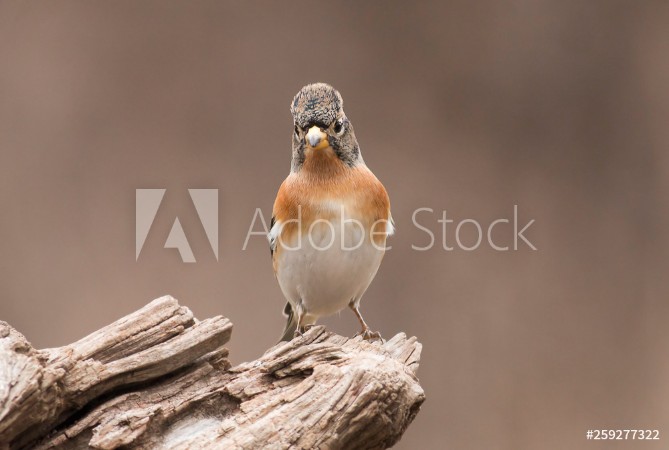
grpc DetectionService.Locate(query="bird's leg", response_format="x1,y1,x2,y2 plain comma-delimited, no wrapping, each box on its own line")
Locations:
293,310,305,338
293,307,304,339
293,310,316,338
349,303,383,342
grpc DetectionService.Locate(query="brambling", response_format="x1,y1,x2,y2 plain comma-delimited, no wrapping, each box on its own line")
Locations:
269,83,394,342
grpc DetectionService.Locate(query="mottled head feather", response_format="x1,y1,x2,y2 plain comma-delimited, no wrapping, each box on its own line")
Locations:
289,83,363,172
291,83,343,129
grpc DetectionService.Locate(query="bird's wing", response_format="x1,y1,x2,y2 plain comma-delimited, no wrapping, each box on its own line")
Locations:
270,176,299,276
268,214,280,276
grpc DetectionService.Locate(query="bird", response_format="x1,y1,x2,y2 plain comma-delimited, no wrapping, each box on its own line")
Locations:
269,83,394,342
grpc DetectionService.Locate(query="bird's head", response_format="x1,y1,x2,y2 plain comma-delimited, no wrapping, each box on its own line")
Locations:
290,83,362,172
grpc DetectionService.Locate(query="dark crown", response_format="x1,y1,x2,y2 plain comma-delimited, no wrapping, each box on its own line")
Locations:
291,83,343,129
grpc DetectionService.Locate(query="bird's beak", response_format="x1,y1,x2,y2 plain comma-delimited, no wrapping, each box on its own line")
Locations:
306,126,328,150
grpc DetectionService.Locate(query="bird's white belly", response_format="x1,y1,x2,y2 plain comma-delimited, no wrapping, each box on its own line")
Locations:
276,219,385,319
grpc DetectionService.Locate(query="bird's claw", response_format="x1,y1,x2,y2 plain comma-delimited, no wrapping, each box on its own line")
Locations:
355,328,384,343
293,324,315,338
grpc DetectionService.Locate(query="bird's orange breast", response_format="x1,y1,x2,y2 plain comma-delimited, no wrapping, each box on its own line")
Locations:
272,162,391,253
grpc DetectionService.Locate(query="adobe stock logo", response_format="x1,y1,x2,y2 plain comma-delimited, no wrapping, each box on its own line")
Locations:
135,189,218,263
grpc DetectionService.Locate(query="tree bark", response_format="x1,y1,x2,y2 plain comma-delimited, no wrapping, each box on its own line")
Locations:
0,296,424,449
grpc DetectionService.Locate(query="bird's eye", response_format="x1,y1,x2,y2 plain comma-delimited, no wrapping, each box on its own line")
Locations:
333,120,344,135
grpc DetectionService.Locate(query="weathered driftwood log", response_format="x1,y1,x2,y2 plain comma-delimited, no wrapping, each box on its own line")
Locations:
0,296,424,449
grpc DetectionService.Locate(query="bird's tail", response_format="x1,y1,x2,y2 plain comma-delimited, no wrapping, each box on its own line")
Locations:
279,302,298,342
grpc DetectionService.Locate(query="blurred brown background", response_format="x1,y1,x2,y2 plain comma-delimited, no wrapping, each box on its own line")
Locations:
1,1,668,449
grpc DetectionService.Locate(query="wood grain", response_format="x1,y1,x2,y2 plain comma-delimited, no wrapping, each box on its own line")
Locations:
0,296,423,449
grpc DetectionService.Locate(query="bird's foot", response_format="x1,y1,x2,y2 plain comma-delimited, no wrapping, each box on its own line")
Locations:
355,328,384,343
294,324,316,338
